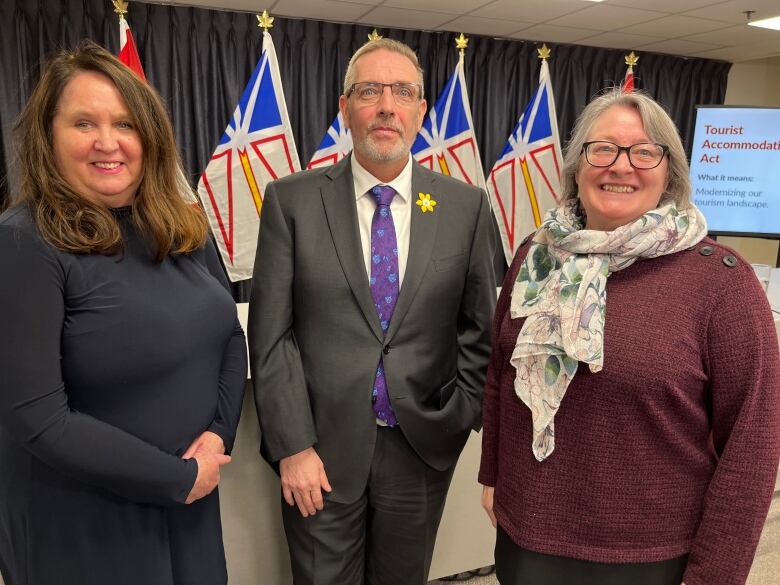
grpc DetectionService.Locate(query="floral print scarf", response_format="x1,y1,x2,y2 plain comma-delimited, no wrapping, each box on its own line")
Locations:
510,201,707,461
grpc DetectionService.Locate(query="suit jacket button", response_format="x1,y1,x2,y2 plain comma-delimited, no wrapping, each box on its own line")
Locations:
383,345,391,355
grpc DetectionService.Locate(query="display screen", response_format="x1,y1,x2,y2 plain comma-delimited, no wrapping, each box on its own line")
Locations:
689,106,780,237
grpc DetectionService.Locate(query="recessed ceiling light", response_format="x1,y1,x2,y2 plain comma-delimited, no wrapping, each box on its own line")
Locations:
748,16,780,31
585,0,607,2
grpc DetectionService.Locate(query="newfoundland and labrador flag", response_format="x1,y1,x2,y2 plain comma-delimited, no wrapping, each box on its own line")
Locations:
411,55,486,190
487,59,562,264
198,31,300,282
308,112,352,169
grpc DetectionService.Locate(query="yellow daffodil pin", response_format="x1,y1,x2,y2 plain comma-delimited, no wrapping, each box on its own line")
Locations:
416,192,437,213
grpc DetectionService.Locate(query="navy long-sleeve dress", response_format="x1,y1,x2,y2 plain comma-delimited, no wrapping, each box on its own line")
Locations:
0,205,247,585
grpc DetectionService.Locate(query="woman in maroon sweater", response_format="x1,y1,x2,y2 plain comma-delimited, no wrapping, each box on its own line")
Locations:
479,88,780,585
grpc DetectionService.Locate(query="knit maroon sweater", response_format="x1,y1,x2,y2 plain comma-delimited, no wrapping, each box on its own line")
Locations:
478,237,780,585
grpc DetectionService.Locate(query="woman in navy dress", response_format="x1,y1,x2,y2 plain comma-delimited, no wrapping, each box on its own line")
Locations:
0,41,247,585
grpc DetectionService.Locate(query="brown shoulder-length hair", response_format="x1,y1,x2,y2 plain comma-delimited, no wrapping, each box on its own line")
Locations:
14,39,207,260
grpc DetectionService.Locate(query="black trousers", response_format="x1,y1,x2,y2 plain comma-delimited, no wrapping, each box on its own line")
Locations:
281,426,455,585
495,525,688,585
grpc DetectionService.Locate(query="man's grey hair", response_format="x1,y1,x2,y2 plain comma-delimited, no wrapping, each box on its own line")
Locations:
343,38,424,99
560,88,691,209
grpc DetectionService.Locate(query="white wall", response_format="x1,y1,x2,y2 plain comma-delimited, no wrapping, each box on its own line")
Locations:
718,57,780,266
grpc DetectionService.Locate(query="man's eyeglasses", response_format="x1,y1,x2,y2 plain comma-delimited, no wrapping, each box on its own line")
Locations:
582,141,669,170
347,82,422,106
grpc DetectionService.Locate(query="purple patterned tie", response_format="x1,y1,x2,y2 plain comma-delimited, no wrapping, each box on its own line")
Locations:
369,185,399,427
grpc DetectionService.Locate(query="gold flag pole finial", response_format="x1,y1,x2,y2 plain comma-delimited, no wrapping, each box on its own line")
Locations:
625,51,639,67
537,43,551,61
257,10,274,32
455,33,468,59
112,0,128,21
368,29,382,41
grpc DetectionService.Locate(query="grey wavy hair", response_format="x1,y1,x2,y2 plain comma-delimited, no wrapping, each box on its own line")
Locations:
343,38,424,99
560,88,691,210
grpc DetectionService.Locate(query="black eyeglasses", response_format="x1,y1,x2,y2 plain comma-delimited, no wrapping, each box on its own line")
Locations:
346,82,423,105
582,141,669,170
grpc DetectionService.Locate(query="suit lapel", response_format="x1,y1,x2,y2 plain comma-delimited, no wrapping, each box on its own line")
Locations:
321,156,383,342
386,163,440,343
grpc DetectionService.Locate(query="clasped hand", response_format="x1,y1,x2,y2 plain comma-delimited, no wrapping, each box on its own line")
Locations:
183,430,231,504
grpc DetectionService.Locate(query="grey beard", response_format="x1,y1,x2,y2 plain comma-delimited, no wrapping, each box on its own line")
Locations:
353,134,410,163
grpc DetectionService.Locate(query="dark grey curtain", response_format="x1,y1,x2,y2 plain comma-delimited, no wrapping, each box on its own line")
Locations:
0,0,731,213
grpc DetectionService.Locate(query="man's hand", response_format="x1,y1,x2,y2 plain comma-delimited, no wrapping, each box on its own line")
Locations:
481,485,497,528
280,447,332,517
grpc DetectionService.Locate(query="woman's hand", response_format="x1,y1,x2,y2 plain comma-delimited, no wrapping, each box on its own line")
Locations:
185,450,231,504
183,431,230,504
183,430,225,459
482,485,497,527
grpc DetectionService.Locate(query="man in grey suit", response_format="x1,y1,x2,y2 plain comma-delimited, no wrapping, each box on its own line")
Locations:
248,38,496,585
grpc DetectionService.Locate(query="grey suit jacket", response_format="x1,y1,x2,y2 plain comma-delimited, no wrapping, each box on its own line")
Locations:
248,155,497,503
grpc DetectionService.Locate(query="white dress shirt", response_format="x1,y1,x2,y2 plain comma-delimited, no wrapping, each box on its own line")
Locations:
350,154,413,288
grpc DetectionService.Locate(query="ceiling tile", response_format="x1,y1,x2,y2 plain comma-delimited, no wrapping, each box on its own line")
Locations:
684,24,780,45
576,31,665,50
272,0,372,21
153,0,780,60
622,15,730,37
472,0,587,23
437,15,535,37
510,24,599,43
548,4,668,31
166,0,260,8
357,6,456,29
681,0,780,24
327,0,385,5
606,0,718,13
634,38,724,55
174,0,386,10
382,0,493,14
692,44,780,62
